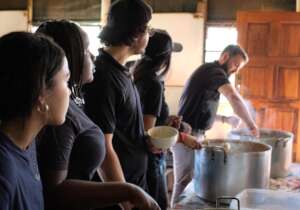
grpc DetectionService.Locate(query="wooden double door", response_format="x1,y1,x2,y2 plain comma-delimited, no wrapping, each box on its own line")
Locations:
237,11,300,161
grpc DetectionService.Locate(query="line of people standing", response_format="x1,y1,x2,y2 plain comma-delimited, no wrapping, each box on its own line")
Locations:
0,0,258,210
0,0,161,210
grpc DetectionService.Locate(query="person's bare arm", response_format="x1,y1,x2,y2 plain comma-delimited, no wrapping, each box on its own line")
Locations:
215,115,241,128
100,134,134,210
143,115,157,131
42,170,160,210
100,133,125,182
218,83,259,136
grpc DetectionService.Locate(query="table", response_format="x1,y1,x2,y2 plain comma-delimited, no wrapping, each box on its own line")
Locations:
174,163,300,209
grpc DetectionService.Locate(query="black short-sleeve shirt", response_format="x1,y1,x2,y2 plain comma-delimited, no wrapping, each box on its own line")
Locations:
37,100,105,181
135,74,169,126
84,49,148,188
0,132,44,210
178,61,230,130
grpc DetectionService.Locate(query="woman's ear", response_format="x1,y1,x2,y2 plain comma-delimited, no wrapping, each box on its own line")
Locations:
36,95,49,113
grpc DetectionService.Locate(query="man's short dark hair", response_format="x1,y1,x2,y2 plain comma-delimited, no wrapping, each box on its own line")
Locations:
99,0,152,46
0,32,65,122
221,45,249,63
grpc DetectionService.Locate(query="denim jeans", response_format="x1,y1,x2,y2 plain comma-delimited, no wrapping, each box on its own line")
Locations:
147,153,168,210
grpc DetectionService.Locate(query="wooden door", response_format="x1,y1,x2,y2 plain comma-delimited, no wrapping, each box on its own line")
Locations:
237,11,300,161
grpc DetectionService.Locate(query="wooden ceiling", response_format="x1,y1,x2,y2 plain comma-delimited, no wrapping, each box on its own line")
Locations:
0,0,27,10
208,0,295,21
0,0,296,23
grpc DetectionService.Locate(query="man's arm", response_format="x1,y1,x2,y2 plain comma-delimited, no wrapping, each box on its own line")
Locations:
215,115,241,128
143,115,157,131
218,83,259,136
100,134,133,210
100,133,126,182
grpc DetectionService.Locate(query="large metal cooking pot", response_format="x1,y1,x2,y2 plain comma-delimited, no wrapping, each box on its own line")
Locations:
194,139,271,202
229,128,293,178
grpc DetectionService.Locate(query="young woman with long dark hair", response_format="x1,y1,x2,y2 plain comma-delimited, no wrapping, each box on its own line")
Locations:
0,31,70,210
134,29,202,209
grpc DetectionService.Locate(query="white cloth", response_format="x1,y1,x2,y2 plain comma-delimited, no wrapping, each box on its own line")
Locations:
170,133,204,207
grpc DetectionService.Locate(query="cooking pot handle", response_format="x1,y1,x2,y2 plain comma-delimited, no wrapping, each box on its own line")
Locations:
275,137,289,147
216,197,240,210
210,146,228,164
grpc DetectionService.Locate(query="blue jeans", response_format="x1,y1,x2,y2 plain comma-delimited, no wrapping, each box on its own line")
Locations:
147,153,168,210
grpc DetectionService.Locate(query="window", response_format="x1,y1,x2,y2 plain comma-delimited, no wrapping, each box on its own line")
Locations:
205,26,237,63
204,26,238,116
32,24,102,56
80,25,102,56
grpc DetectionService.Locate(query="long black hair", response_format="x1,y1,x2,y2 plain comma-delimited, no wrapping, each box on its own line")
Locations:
36,20,85,100
0,32,64,122
134,29,175,81
134,52,171,82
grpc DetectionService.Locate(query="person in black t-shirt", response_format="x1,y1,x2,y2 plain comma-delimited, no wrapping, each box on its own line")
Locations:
134,29,202,210
84,1,163,209
172,45,259,206
36,20,160,210
0,32,70,210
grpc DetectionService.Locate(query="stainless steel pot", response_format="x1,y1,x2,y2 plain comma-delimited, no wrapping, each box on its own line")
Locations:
194,139,271,202
229,128,293,178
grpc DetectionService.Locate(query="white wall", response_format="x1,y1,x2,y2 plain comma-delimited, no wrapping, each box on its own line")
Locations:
150,13,204,86
149,13,205,115
0,11,28,36
164,86,183,115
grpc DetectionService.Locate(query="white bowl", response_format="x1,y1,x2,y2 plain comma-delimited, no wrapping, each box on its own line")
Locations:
147,126,179,149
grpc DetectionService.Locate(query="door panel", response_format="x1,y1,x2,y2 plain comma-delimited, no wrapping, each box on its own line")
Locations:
281,23,300,56
237,11,300,161
247,23,270,56
239,66,274,99
276,66,300,100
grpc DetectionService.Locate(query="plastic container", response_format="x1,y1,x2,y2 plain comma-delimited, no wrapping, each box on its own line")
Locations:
230,189,300,210
148,126,178,149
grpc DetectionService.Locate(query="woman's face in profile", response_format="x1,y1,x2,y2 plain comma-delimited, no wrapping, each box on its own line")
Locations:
44,57,71,125
81,30,95,84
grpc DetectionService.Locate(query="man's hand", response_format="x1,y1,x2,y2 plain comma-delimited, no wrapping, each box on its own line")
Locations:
249,123,260,138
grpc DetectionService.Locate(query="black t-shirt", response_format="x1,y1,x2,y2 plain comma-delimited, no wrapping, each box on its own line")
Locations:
37,100,105,181
0,132,44,210
135,74,169,126
178,61,230,130
84,49,148,188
